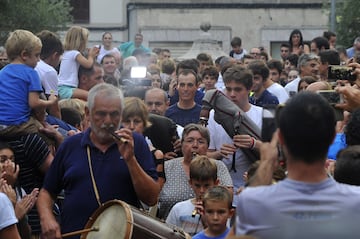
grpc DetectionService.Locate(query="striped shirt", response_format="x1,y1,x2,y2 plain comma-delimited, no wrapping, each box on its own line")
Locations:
8,133,50,234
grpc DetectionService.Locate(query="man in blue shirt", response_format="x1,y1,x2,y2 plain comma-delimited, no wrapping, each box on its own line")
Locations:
248,60,279,107
346,36,360,58
165,69,202,127
37,83,159,239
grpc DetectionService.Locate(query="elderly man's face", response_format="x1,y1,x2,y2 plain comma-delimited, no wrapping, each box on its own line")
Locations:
144,91,168,116
88,94,122,142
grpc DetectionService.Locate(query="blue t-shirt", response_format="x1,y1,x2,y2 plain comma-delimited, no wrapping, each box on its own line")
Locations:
43,128,158,237
0,64,42,125
327,133,347,160
169,89,204,106
193,228,230,239
249,90,279,107
165,103,202,127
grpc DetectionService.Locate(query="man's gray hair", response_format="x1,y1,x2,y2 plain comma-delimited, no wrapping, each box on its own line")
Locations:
123,56,138,71
87,83,124,113
298,53,319,72
219,56,233,68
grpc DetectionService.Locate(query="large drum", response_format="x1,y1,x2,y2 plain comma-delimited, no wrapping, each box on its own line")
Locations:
80,200,191,239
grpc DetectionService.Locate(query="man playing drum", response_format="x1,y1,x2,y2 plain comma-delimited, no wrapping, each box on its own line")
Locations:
37,83,160,239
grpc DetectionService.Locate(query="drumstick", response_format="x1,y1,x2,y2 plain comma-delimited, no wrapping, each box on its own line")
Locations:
61,226,99,238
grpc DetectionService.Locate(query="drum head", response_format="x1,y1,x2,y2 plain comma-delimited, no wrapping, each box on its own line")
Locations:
82,200,133,239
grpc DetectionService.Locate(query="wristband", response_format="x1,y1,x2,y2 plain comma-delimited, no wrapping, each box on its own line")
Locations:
249,137,256,149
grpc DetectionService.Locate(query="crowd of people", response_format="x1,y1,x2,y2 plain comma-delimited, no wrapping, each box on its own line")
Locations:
1,25,360,239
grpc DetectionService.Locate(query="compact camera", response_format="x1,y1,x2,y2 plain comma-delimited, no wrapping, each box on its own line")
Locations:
328,65,356,82
122,66,152,86
261,104,283,142
316,90,343,104
317,90,344,121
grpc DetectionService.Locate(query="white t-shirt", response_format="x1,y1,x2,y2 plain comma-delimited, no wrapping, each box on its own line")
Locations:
232,49,247,60
177,124,184,139
215,74,225,92
267,82,289,104
208,105,262,190
35,60,59,95
284,77,301,96
96,46,121,63
166,199,204,236
0,192,18,231
58,50,81,87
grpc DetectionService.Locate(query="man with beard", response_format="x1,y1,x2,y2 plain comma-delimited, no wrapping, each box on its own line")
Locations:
37,83,159,239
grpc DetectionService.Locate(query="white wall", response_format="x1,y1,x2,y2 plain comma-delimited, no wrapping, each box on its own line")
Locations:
90,0,125,25
133,7,328,54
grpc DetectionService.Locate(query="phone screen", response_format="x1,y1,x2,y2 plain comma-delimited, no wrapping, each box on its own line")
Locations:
261,105,278,142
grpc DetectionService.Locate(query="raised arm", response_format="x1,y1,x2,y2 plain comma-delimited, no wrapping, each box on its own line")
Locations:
115,128,160,206
76,46,99,69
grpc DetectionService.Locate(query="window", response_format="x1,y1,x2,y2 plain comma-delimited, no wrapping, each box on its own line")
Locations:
70,0,89,23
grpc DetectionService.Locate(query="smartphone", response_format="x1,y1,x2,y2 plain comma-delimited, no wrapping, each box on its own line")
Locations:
261,104,278,142
328,65,356,82
317,90,344,121
316,90,343,104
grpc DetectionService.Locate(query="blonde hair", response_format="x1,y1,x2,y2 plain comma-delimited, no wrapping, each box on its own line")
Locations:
59,98,86,118
63,26,89,52
5,29,42,61
203,186,232,209
190,155,217,182
123,97,151,128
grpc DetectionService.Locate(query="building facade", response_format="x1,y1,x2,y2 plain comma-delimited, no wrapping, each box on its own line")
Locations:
74,0,329,59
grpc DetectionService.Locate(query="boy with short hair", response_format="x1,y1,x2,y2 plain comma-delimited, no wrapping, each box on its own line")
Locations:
0,30,57,141
200,66,219,93
229,37,247,60
166,155,219,236
35,30,64,119
193,186,234,239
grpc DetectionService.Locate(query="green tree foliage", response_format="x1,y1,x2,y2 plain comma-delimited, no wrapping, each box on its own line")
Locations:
0,0,73,45
335,0,360,48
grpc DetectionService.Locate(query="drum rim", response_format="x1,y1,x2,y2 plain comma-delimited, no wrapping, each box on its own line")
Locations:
80,199,134,239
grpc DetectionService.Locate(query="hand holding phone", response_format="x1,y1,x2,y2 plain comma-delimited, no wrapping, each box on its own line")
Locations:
261,105,278,142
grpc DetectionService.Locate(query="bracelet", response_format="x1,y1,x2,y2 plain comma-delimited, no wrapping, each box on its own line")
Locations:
249,137,256,149
252,138,257,149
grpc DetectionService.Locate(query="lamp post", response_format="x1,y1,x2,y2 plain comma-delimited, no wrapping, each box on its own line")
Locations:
330,0,336,32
